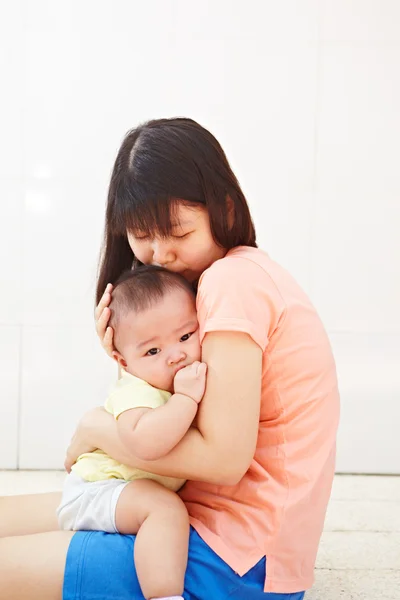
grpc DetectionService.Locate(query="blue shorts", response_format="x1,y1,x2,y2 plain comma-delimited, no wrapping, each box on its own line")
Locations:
63,526,305,599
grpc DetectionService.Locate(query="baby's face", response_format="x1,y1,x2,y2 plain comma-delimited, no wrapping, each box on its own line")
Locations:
114,287,201,392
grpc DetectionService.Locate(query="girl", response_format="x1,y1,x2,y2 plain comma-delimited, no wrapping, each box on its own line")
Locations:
0,117,339,600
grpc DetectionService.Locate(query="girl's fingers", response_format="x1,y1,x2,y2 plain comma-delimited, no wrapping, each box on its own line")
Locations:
64,453,73,473
94,284,113,320
94,294,109,321
95,306,111,337
93,285,115,358
103,326,114,357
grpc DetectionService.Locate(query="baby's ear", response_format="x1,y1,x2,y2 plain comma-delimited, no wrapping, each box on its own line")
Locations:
112,350,127,368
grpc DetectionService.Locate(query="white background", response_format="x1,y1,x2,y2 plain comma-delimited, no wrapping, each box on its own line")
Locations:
0,0,399,473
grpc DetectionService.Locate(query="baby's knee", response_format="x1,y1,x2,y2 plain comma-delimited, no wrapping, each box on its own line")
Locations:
152,485,187,516
126,479,188,521
144,485,188,525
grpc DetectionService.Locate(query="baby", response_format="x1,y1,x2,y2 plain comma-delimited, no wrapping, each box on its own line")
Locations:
57,265,207,600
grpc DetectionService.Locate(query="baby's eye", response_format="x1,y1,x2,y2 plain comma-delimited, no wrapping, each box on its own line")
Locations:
146,348,160,356
180,332,193,342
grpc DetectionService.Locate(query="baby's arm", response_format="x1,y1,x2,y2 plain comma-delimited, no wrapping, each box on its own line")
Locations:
117,362,207,462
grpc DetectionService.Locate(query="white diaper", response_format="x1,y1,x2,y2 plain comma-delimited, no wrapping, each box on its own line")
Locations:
57,472,129,533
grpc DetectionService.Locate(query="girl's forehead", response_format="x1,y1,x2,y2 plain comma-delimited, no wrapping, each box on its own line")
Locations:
173,202,205,219
172,211,204,228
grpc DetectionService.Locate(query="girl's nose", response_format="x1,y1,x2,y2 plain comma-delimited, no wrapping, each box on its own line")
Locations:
152,239,175,266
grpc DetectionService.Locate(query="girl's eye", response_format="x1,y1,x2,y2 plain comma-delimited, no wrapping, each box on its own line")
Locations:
135,235,149,241
180,332,193,342
146,348,160,356
173,232,192,239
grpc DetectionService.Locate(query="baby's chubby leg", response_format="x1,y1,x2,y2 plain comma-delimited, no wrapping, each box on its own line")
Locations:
115,479,189,600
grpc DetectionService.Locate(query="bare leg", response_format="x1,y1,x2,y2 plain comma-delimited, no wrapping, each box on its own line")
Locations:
0,492,61,537
0,530,73,600
115,479,189,600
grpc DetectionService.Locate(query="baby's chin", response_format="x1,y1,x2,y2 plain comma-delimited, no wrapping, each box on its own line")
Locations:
123,365,173,392
142,375,174,393
151,379,174,393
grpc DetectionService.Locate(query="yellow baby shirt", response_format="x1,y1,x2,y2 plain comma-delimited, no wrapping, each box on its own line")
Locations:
72,371,185,492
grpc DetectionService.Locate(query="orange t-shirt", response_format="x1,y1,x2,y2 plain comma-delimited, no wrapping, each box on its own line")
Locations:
180,246,340,593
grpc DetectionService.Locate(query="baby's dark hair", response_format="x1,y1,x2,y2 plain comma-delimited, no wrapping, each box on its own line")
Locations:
109,265,195,331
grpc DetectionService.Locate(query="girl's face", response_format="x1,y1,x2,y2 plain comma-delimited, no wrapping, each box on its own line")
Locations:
127,203,227,283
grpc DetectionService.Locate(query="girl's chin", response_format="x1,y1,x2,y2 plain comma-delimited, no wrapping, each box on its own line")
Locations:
180,268,201,283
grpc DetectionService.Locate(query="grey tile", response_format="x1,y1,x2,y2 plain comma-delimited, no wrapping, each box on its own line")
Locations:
0,470,65,495
316,532,400,570
307,569,400,600
331,476,400,502
325,500,400,532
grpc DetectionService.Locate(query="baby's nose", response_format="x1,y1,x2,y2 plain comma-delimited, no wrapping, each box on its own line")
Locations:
168,350,186,365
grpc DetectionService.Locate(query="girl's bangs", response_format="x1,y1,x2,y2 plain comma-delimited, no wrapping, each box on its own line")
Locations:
113,192,182,239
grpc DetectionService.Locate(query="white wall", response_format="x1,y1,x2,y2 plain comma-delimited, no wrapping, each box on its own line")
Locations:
0,0,399,472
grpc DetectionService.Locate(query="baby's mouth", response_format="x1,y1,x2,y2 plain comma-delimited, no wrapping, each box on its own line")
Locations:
174,364,187,375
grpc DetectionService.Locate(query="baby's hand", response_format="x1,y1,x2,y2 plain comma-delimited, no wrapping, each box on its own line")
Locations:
174,361,207,404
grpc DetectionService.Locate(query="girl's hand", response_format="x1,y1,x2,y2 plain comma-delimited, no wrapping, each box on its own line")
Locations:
65,407,134,473
64,408,101,473
95,283,114,357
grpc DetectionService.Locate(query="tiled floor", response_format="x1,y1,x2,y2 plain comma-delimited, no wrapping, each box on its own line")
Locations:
1,472,399,599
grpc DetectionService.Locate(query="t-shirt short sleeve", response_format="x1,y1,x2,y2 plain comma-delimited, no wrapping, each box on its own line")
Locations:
105,374,171,419
196,255,282,351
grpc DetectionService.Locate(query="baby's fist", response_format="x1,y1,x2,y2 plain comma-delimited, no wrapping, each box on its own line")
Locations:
174,361,207,404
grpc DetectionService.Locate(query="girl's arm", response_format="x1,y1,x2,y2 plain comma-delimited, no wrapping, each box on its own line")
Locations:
66,331,262,485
